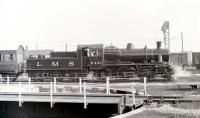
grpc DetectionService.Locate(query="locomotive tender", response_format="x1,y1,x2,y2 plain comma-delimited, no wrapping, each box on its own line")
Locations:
26,42,174,81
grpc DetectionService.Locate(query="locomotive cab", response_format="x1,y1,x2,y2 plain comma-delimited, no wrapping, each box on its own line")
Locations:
77,44,104,77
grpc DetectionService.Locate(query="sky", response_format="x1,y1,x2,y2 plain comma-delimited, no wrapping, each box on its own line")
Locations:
0,0,200,52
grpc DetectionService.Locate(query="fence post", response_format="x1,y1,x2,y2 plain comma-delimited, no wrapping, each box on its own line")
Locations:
7,77,9,86
54,77,56,93
19,82,22,107
83,82,87,109
106,77,110,94
28,77,31,92
50,82,53,108
144,77,147,95
132,85,136,106
79,77,82,93
0,76,2,83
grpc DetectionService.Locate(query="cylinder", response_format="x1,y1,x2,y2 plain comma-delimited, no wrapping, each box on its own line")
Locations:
127,43,134,50
158,55,163,62
156,41,162,49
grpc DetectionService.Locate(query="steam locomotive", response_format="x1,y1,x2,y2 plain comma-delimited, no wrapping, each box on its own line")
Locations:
26,42,174,82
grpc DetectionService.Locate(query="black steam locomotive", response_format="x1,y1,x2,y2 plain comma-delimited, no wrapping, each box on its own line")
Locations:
26,42,174,82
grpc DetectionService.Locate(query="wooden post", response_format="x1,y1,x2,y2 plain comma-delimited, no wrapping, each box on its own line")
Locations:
50,82,53,108
132,85,136,106
28,77,31,92
79,77,82,93
19,82,22,107
54,77,56,93
118,96,125,114
7,77,9,86
0,76,2,83
83,82,87,109
106,77,110,94
144,77,147,95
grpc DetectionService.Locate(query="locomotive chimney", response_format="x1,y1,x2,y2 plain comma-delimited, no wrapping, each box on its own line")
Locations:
156,41,162,50
127,43,134,50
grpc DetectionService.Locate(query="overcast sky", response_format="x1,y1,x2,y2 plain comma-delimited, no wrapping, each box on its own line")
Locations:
0,0,199,52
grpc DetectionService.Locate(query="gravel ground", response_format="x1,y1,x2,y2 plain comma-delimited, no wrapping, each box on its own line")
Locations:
112,75,200,118
125,109,200,118
110,75,200,96
125,110,173,118
125,103,200,118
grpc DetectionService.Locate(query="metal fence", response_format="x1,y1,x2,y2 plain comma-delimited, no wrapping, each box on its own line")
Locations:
0,77,113,94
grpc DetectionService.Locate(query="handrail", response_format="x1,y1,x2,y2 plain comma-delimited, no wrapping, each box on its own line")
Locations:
0,77,112,95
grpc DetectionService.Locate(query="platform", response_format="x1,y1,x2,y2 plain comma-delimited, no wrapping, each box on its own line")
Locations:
0,81,143,115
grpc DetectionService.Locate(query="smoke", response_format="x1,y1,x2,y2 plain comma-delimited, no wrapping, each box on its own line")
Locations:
85,71,96,80
171,65,191,80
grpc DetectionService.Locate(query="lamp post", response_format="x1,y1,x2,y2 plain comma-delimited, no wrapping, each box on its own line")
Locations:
181,32,184,69
181,32,184,52
81,48,82,77
144,45,147,62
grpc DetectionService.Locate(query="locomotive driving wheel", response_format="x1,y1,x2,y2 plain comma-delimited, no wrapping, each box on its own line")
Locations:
163,74,173,81
116,66,134,78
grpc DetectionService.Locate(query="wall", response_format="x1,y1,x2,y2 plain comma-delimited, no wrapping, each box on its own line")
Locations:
170,51,192,66
0,101,117,118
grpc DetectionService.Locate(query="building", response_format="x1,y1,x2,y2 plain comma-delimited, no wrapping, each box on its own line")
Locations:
170,51,192,66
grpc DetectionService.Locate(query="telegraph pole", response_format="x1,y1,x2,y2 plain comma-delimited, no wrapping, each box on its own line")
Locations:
181,32,184,52
180,32,184,68
168,23,170,52
36,41,38,50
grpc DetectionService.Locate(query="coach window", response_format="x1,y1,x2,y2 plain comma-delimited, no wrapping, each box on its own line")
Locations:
82,48,90,57
91,50,95,57
97,50,101,56
91,61,93,65
91,50,100,57
5,54,13,61
0,54,1,61
9,54,13,61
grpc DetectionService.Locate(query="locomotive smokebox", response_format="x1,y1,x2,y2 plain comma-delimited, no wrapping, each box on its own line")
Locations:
156,41,162,49
127,43,134,50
